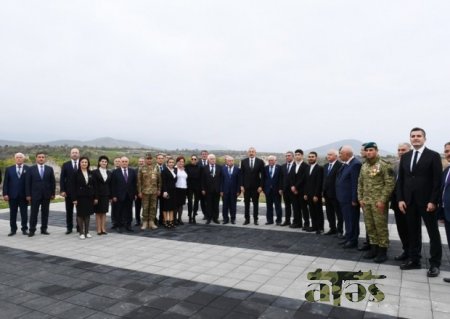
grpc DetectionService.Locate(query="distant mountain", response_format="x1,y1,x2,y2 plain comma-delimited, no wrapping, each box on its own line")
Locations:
0,137,149,148
305,139,394,157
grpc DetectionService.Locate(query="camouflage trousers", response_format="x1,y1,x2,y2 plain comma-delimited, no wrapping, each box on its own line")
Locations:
141,194,158,222
363,202,389,248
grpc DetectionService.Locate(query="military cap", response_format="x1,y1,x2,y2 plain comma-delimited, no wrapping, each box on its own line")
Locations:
364,142,378,150
145,152,153,159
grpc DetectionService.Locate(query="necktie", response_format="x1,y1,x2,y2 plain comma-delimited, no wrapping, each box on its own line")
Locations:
228,167,232,175
73,161,77,170
211,165,215,176
39,165,44,179
269,166,273,178
327,164,332,175
250,159,254,169
160,165,163,172
287,163,291,173
17,165,22,178
123,169,128,182
411,151,419,172
446,170,450,186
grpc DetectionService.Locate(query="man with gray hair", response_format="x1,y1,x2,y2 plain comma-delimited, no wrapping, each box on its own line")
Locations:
60,148,80,234
3,153,29,236
322,149,343,236
201,154,222,224
263,155,282,225
220,156,241,224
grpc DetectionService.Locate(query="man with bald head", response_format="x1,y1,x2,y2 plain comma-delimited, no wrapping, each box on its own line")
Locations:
60,148,80,234
3,153,30,236
111,156,138,232
336,145,362,249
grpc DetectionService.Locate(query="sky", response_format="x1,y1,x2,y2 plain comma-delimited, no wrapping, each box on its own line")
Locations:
1,0,449,153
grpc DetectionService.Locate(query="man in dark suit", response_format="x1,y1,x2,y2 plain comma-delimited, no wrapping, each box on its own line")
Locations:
279,151,295,226
290,149,310,229
304,152,324,234
201,154,222,224
110,157,122,229
336,146,362,249
186,154,202,224
322,149,343,236
220,156,241,224
60,148,79,234
3,152,29,236
391,143,412,261
263,155,282,225
440,142,450,283
199,150,209,220
240,147,265,225
25,151,56,237
111,156,137,232
397,127,442,277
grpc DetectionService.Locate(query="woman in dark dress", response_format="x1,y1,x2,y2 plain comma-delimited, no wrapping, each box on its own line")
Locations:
92,155,111,235
71,157,97,239
161,158,177,228
185,155,202,224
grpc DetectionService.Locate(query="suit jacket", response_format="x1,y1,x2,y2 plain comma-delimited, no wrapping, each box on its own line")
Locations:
304,164,324,197
111,167,137,201
185,163,202,191
221,166,241,194
161,168,177,193
279,162,294,192
322,161,342,199
2,164,29,199
92,169,111,197
60,160,78,195
70,170,96,201
440,166,450,221
263,164,281,194
289,161,309,195
240,157,265,190
335,157,362,204
202,165,222,193
25,164,56,200
396,147,442,206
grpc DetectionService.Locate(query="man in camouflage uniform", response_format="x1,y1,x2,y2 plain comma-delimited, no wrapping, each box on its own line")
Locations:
358,142,395,263
137,153,161,230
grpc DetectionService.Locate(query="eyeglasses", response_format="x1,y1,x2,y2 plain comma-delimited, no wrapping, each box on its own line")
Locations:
191,158,197,161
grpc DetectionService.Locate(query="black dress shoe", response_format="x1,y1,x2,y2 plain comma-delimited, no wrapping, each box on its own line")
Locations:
316,230,323,235
358,243,371,251
41,231,50,235
205,220,211,225
400,260,421,270
276,222,281,226
324,230,337,235
394,252,409,261
65,230,72,235
265,222,274,225
427,266,440,277
231,220,236,224
101,231,108,235
8,232,16,237
443,278,450,283
338,239,348,245
222,221,229,225
343,242,357,249
254,220,259,225
243,220,250,225
213,219,220,224
305,227,316,232
337,233,345,239
28,232,35,237
126,227,134,232
135,222,141,226
280,221,291,226
22,230,29,236
289,224,300,229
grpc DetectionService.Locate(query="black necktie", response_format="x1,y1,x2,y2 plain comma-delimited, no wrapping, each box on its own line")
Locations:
73,161,77,170
17,165,22,178
411,151,419,172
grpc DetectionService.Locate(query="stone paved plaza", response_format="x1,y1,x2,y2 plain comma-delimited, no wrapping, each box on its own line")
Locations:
1,202,450,319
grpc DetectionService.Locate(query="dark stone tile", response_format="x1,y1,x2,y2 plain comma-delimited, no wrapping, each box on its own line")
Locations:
270,297,304,311
37,284,76,298
259,306,296,319
328,306,365,319
39,301,78,316
86,313,121,319
208,296,241,310
184,291,218,306
246,292,277,305
15,311,54,319
155,312,189,319
151,286,195,300
168,301,203,316
199,284,229,296
295,302,333,318
7,290,42,305
22,296,60,310
124,306,163,319
103,301,141,316
87,285,133,299
234,300,268,316
223,289,253,300
145,297,179,311
224,312,258,319
124,290,159,305
65,292,117,311
0,300,31,318
190,306,230,319
57,306,97,319
121,282,155,292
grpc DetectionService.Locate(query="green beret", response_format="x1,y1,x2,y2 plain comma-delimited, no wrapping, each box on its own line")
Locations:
364,142,378,150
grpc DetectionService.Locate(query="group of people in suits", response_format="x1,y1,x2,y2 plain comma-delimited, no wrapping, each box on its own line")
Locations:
2,128,450,283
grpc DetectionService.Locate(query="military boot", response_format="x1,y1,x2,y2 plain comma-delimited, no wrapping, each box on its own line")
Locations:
374,247,388,263
141,221,148,230
149,221,158,230
363,245,378,259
